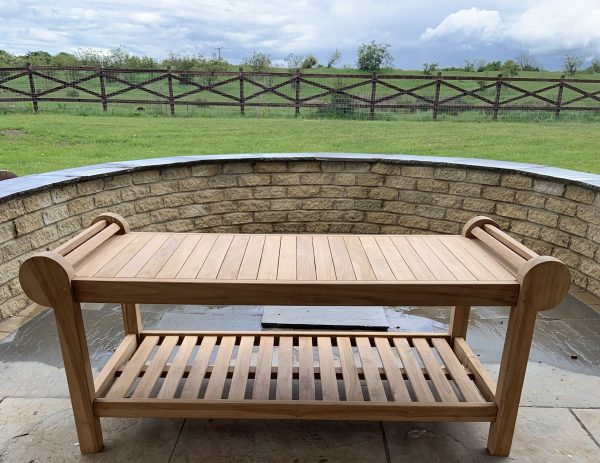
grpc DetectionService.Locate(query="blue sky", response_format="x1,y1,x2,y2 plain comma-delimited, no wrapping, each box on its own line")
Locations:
2,0,600,69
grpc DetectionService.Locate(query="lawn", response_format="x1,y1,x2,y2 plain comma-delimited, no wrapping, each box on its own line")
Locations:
0,114,598,175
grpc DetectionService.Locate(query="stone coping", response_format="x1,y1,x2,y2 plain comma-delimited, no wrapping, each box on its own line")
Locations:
2,153,600,202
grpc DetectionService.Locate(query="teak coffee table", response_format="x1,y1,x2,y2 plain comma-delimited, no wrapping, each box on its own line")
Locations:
19,213,571,456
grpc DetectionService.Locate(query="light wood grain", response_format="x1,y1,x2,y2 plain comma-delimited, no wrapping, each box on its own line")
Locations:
218,235,250,280
276,336,293,400
355,337,387,402
132,336,178,398
277,235,297,280
253,336,274,400
180,335,217,399
156,235,202,278
177,235,217,278
107,336,159,399
94,334,137,398
228,336,255,400
313,236,336,280
393,338,435,403
337,337,364,402
432,338,482,402
413,338,458,403
374,337,411,402
296,236,316,280
257,235,280,280
204,336,236,399
317,337,339,401
298,336,316,400
157,336,198,399
328,236,356,280
197,234,234,279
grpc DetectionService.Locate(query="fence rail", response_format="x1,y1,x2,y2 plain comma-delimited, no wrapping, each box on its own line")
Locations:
2,65,600,120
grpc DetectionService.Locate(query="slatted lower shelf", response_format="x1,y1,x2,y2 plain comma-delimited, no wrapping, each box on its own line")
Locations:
93,332,497,422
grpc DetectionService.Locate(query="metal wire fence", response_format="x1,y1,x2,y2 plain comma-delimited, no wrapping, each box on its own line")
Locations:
2,66,600,122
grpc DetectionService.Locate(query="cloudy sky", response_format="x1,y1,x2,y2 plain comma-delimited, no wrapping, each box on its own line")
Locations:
2,0,600,69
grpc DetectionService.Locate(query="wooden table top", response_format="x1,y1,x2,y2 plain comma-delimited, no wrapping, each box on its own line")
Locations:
70,232,519,307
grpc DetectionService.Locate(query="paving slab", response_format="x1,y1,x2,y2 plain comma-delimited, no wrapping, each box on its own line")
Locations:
262,306,389,329
572,409,600,445
0,398,182,463
169,419,387,463
383,407,600,462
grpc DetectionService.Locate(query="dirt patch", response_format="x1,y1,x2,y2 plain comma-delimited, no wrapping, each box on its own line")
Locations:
0,129,26,138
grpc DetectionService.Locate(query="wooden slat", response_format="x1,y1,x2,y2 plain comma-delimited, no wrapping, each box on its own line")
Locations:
94,334,137,398
454,337,496,401
337,337,363,402
276,336,293,400
137,235,187,278
359,236,395,280
413,338,459,403
438,237,496,280
95,398,498,421
218,235,250,279
95,234,153,277
204,336,236,399
393,338,435,403
197,234,234,279
252,336,274,400
432,338,482,402
328,236,356,280
156,235,202,278
298,337,316,400
106,336,159,398
317,337,339,401
131,336,178,398
345,236,377,280
277,236,297,280
456,238,516,280
237,235,265,279
228,336,255,400
390,236,435,280
471,227,526,271
355,337,387,402
374,337,411,402
116,234,171,278
180,335,217,399
405,237,456,280
424,238,477,280
157,336,198,399
296,236,316,280
177,235,218,278
76,234,137,276
373,236,416,280
257,235,281,280
313,236,336,280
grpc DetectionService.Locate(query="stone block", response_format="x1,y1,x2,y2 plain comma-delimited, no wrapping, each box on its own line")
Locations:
22,192,52,212
50,184,78,203
434,168,466,181
222,162,252,174
528,209,559,227
208,175,238,188
500,174,532,189
271,174,300,185
496,203,528,219
545,197,576,216
76,179,104,195
481,186,514,202
464,170,500,185
132,170,160,184
416,179,449,193
191,164,221,176
160,166,190,180
533,179,565,196
288,161,321,172
42,204,69,225
565,185,595,204
254,161,287,173
14,213,44,235
559,216,588,237
402,165,434,178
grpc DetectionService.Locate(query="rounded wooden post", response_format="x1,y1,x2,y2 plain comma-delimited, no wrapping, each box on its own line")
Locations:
487,256,570,456
19,252,103,453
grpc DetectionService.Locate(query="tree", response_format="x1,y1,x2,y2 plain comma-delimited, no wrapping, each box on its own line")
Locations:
24,51,52,65
301,54,318,69
243,51,271,71
356,41,393,72
462,59,476,72
502,59,519,76
327,49,341,68
590,57,600,74
50,52,79,67
562,54,584,76
422,62,439,75
284,53,304,69
516,52,540,71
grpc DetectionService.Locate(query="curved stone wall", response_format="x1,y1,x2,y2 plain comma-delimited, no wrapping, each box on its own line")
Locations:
1,154,599,319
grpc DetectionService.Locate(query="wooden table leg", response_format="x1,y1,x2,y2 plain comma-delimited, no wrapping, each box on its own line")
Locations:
449,305,470,343
121,303,142,343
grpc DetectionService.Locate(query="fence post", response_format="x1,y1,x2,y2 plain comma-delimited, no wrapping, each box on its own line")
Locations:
239,67,245,115
555,74,565,119
295,68,301,117
167,67,175,116
493,73,503,120
370,72,377,120
27,63,38,113
98,67,108,112
432,72,442,120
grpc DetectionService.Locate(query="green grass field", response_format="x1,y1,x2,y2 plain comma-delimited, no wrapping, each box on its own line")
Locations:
0,114,598,175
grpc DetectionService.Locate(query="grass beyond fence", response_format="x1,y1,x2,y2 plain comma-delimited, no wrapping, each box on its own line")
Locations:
0,114,598,175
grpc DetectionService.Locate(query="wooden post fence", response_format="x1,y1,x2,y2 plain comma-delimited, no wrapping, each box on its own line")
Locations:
239,67,245,115
27,63,38,113
99,68,108,112
167,67,175,116
370,72,377,120
555,75,565,119
493,73,503,120
295,69,301,116
432,72,442,120
2,66,600,119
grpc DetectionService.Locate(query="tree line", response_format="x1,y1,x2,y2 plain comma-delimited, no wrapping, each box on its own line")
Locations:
1,44,599,76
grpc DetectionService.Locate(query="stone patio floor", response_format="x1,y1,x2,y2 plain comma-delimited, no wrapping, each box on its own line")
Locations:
0,292,599,462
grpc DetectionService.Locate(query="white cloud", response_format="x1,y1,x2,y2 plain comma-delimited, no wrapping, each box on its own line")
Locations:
421,8,502,45
421,0,600,55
